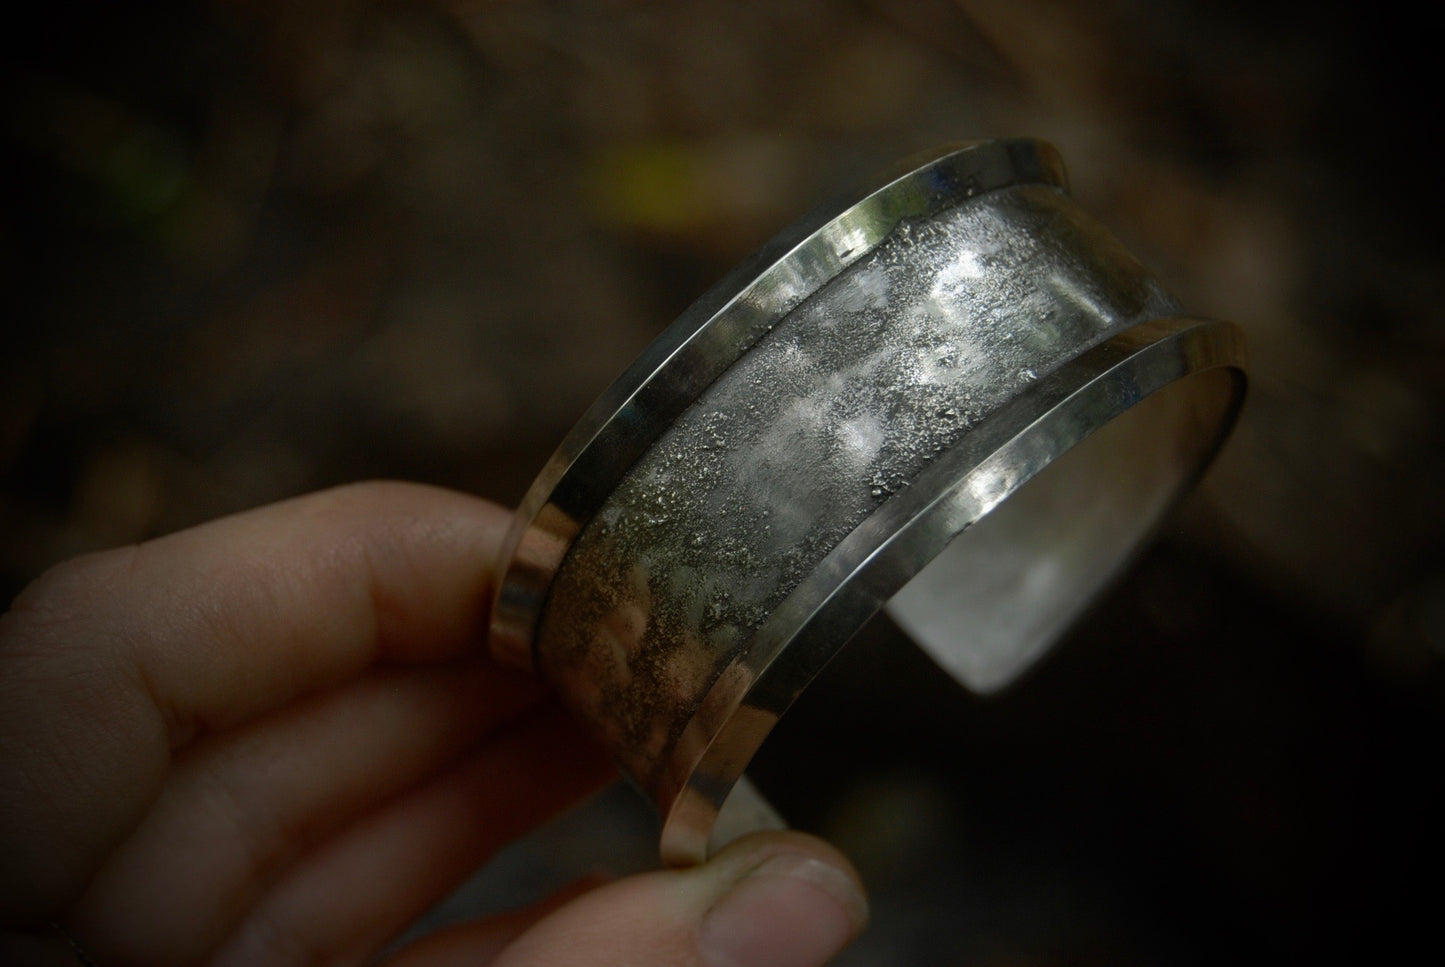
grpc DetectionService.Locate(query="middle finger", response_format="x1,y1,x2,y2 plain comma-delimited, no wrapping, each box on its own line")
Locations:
67,658,542,966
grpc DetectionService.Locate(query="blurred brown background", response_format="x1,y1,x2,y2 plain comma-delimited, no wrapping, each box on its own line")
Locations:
3,1,1442,963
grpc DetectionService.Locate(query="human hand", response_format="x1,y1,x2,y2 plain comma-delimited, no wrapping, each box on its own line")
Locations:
0,482,867,966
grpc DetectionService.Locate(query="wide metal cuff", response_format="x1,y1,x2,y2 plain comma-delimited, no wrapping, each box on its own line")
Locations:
490,138,1246,866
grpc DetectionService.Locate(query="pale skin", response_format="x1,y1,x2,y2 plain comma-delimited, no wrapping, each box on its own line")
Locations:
0,482,867,966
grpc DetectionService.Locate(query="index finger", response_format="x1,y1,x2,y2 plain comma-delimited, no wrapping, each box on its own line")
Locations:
0,481,521,922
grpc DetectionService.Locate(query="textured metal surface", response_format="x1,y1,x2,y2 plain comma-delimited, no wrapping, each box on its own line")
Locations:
490,139,1068,669
494,140,1246,865
537,182,1177,792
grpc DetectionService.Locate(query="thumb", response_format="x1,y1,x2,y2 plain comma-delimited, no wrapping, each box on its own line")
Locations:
493,831,868,967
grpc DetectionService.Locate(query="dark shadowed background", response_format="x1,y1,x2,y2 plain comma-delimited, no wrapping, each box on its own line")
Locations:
4,1,1442,963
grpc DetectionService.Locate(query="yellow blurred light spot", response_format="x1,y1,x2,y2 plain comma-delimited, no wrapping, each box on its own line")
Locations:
584,142,716,234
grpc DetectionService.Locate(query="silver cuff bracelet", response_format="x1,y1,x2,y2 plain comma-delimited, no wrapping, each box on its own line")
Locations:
490,138,1246,866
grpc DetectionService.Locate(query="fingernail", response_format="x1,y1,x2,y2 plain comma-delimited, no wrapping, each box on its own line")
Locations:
699,852,869,967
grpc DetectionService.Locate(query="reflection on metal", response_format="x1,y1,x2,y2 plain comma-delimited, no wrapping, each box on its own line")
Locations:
491,139,1247,867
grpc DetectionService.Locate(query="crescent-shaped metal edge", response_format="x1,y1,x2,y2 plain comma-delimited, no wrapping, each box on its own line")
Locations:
656,316,1247,866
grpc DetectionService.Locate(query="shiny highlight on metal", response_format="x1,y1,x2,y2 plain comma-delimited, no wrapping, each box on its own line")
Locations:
490,139,1246,866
